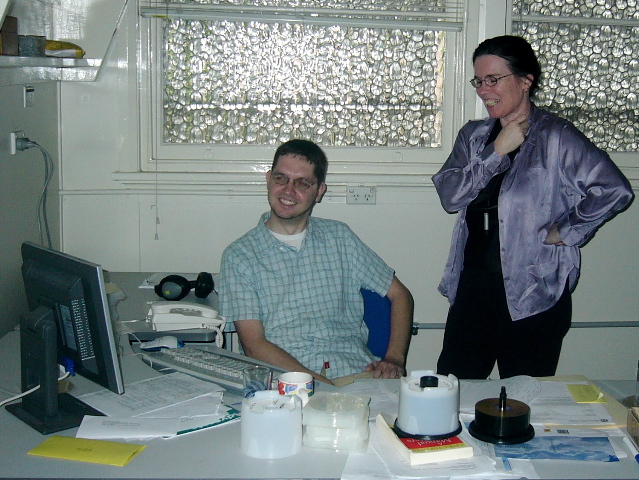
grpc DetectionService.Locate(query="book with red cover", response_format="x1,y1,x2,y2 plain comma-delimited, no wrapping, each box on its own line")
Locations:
375,413,474,465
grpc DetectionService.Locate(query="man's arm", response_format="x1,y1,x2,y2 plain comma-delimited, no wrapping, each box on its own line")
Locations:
365,275,414,378
234,319,333,384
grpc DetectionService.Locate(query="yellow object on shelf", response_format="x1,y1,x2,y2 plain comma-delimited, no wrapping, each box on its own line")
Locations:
45,40,85,59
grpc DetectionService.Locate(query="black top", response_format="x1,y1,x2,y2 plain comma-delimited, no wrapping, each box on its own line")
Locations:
463,121,519,273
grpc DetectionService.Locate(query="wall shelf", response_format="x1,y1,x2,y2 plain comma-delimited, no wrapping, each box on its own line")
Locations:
0,55,101,86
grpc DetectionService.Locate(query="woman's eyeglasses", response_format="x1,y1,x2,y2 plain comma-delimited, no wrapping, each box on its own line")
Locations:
470,73,515,88
270,172,317,191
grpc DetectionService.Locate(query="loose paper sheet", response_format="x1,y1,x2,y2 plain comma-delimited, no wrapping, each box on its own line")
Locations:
77,372,237,440
79,372,224,417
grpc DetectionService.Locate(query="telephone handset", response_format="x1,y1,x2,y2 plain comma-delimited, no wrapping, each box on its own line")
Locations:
146,301,226,347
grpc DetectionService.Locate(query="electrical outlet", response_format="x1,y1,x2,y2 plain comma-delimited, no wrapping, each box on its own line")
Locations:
10,132,18,155
23,86,35,108
346,186,376,205
9,131,27,154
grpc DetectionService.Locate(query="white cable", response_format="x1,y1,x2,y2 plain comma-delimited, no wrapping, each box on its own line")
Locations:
0,370,71,408
0,385,40,408
211,325,224,348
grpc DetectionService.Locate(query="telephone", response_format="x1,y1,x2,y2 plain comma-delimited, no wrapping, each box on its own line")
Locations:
146,301,226,347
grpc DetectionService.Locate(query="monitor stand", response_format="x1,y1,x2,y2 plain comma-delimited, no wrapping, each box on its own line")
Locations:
6,393,104,435
5,306,104,435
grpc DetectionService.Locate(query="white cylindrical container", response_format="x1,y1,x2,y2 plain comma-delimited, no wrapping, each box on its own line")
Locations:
396,370,461,438
240,390,302,459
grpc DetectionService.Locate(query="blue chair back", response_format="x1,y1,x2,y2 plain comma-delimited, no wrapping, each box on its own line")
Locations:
361,288,391,358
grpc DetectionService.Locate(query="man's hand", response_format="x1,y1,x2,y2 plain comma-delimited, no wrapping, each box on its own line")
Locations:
365,358,406,379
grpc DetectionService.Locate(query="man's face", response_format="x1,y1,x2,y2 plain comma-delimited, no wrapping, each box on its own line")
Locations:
266,153,326,223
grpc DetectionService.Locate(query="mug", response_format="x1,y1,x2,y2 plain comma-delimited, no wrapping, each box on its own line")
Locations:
278,372,314,406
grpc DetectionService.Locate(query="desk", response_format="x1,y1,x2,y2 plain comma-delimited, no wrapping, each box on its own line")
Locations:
0,330,347,479
1,330,639,479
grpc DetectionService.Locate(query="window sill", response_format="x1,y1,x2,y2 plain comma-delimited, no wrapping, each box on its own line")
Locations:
111,169,440,194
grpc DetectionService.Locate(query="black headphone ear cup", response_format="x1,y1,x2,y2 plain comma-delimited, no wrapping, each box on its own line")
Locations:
194,272,214,298
155,274,192,301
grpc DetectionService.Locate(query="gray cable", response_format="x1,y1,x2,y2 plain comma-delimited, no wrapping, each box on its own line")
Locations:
16,138,53,249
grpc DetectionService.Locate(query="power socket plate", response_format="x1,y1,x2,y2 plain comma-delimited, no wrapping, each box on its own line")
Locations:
23,86,35,108
346,186,376,205
9,132,17,155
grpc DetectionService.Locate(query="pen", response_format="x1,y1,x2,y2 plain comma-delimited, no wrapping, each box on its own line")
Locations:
622,436,639,464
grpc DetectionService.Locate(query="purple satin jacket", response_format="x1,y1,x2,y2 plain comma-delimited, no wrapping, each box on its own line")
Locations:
433,103,634,321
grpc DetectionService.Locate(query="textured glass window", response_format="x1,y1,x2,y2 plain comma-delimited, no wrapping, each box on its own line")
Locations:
162,21,444,148
513,0,639,152
152,0,461,149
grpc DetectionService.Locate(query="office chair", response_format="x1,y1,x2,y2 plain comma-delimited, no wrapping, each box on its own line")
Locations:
361,288,391,358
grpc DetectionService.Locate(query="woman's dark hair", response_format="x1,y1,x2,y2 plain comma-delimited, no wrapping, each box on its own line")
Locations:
272,139,329,184
473,35,542,98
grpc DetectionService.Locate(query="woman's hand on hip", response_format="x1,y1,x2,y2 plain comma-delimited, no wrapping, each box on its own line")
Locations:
544,223,565,245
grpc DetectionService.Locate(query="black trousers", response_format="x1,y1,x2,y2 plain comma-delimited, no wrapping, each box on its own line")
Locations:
437,267,572,379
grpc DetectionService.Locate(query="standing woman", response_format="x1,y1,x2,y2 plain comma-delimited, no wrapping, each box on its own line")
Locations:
433,35,634,379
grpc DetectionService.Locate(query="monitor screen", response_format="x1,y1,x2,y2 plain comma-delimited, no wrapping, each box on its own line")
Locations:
6,242,124,434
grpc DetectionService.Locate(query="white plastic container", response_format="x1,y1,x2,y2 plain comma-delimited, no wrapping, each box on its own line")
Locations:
302,392,370,453
240,390,302,459
396,370,461,438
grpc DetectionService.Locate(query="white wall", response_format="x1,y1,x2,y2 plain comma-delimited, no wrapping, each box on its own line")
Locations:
0,0,128,337
1,0,638,380
0,81,60,336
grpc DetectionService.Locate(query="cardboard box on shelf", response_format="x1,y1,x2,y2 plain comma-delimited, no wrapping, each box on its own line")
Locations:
0,15,19,56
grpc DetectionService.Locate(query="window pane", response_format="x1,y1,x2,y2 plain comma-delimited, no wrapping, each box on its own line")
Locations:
162,19,446,148
513,1,639,152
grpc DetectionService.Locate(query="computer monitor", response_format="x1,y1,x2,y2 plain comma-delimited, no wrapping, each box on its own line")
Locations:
6,242,124,434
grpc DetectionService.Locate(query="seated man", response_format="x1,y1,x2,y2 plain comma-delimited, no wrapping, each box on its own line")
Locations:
219,139,414,383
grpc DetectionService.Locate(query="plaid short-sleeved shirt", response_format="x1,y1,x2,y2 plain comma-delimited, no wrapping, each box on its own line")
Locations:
219,213,394,378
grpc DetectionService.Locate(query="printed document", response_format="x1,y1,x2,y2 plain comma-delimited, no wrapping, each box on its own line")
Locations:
79,372,224,417
77,372,238,440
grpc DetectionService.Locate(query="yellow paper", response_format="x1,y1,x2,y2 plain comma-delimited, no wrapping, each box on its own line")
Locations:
567,384,607,403
28,436,146,467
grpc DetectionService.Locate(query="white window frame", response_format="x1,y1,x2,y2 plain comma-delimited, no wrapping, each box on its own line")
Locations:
136,1,472,186
120,1,637,191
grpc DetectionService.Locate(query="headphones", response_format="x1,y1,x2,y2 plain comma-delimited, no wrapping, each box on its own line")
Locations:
154,272,215,301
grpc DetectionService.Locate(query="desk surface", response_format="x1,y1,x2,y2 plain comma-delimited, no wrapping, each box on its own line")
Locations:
1,330,639,479
0,330,347,479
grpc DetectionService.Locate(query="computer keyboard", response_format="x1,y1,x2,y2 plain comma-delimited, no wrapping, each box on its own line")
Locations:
139,345,286,395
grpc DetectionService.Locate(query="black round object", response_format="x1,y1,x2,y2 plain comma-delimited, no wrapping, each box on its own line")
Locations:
154,272,214,301
468,420,534,445
193,272,214,298
420,375,439,388
468,387,534,445
392,419,462,441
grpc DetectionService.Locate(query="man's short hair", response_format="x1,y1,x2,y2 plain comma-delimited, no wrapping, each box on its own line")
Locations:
272,139,328,185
